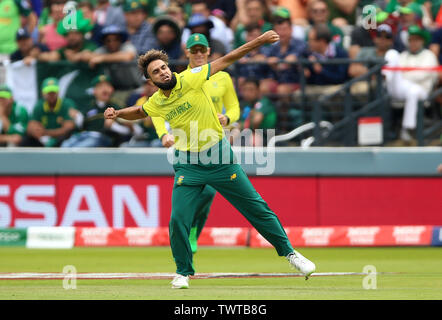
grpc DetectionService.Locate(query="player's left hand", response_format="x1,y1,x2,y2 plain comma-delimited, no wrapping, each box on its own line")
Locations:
217,114,228,126
259,30,280,45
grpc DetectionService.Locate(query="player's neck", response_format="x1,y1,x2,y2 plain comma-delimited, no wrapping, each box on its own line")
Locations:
162,89,172,97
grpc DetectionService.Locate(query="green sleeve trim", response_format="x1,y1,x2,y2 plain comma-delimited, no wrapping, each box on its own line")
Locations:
207,63,211,80
142,106,149,116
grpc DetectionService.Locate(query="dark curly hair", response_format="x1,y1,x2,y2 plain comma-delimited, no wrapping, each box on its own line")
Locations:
138,49,169,79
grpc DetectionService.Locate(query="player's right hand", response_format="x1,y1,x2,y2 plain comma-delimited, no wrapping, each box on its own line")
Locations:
104,107,117,119
161,133,175,147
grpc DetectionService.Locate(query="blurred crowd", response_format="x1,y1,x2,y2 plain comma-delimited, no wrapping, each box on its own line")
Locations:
0,0,441,148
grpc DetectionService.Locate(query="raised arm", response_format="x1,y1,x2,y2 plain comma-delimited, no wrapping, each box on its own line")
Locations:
104,105,147,121
209,31,280,77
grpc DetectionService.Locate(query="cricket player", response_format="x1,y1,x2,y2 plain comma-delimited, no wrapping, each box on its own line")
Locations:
152,33,240,254
104,30,316,289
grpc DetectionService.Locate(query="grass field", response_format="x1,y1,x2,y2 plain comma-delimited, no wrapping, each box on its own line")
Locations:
0,246,441,300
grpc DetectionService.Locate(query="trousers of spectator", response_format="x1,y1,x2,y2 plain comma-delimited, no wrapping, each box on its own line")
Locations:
389,76,428,130
169,138,294,276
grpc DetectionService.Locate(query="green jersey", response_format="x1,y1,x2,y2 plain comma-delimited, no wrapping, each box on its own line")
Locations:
31,98,75,129
3,102,28,135
0,0,31,54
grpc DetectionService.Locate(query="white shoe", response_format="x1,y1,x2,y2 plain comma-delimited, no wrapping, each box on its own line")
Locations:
400,128,413,141
171,274,189,289
288,250,316,280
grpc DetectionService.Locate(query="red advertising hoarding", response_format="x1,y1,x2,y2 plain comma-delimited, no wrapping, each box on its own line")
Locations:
0,176,441,228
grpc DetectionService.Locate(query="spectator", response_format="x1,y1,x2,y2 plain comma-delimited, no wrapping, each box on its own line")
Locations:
61,75,133,147
306,0,345,48
383,25,439,142
152,15,184,63
395,2,424,52
10,28,49,64
236,23,271,89
78,0,104,46
124,0,158,56
277,0,309,27
0,0,37,55
348,10,377,59
90,25,137,68
184,14,226,61
181,0,234,52
0,85,28,147
349,24,394,78
263,15,307,97
120,79,162,147
236,78,277,146
326,0,359,27
91,25,140,105
429,26,442,90
430,26,442,65
232,0,273,48
210,0,237,23
38,10,97,63
272,6,306,41
303,23,349,86
165,3,187,29
39,0,68,51
94,0,126,29
23,77,76,147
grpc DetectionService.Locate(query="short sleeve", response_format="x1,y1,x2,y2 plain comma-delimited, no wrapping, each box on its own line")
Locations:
181,64,211,90
121,42,137,54
141,97,160,117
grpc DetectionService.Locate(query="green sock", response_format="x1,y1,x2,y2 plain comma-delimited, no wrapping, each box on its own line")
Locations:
189,227,198,254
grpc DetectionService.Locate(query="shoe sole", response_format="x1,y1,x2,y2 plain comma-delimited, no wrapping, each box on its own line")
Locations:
172,285,189,289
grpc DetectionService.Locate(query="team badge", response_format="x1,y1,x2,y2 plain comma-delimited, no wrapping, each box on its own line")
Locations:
230,173,237,180
190,66,202,73
177,175,184,185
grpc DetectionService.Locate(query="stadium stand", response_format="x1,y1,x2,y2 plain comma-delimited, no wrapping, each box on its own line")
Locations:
0,0,441,148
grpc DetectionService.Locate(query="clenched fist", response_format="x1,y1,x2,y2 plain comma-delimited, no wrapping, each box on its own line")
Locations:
161,133,175,147
259,30,280,45
104,107,118,120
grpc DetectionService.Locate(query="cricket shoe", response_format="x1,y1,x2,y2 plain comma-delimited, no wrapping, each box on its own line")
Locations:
171,274,189,289
287,250,316,280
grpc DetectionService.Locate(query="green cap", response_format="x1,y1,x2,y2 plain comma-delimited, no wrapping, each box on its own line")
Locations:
399,2,423,16
0,85,12,99
91,74,112,87
186,33,209,49
273,6,291,19
42,77,60,94
123,0,145,12
408,24,430,44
